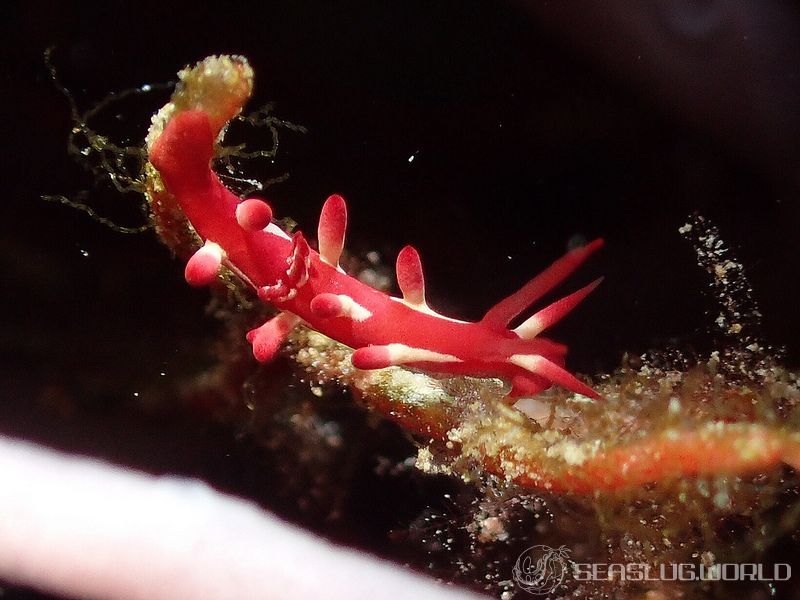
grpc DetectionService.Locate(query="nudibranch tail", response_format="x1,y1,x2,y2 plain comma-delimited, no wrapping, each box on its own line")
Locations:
481,238,604,329
146,55,603,401
513,276,603,340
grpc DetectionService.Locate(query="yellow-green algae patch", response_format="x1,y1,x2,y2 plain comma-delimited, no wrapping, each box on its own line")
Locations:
292,323,800,494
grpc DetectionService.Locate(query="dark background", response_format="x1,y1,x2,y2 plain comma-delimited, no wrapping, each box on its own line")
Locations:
2,1,800,597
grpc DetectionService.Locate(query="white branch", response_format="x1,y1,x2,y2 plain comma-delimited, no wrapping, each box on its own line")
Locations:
0,435,487,600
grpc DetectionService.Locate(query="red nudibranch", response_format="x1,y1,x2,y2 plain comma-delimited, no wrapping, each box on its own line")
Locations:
147,57,602,401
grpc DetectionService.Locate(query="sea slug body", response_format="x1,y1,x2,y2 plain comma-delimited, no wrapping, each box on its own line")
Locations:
147,56,602,401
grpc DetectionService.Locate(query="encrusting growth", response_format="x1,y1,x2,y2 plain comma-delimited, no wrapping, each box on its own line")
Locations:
147,55,602,402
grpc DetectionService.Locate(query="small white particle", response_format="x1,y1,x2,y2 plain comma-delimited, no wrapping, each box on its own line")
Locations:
79,249,89,258
713,491,730,509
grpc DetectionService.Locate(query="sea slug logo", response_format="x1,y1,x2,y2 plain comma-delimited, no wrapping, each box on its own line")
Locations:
512,544,571,595
512,543,791,595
